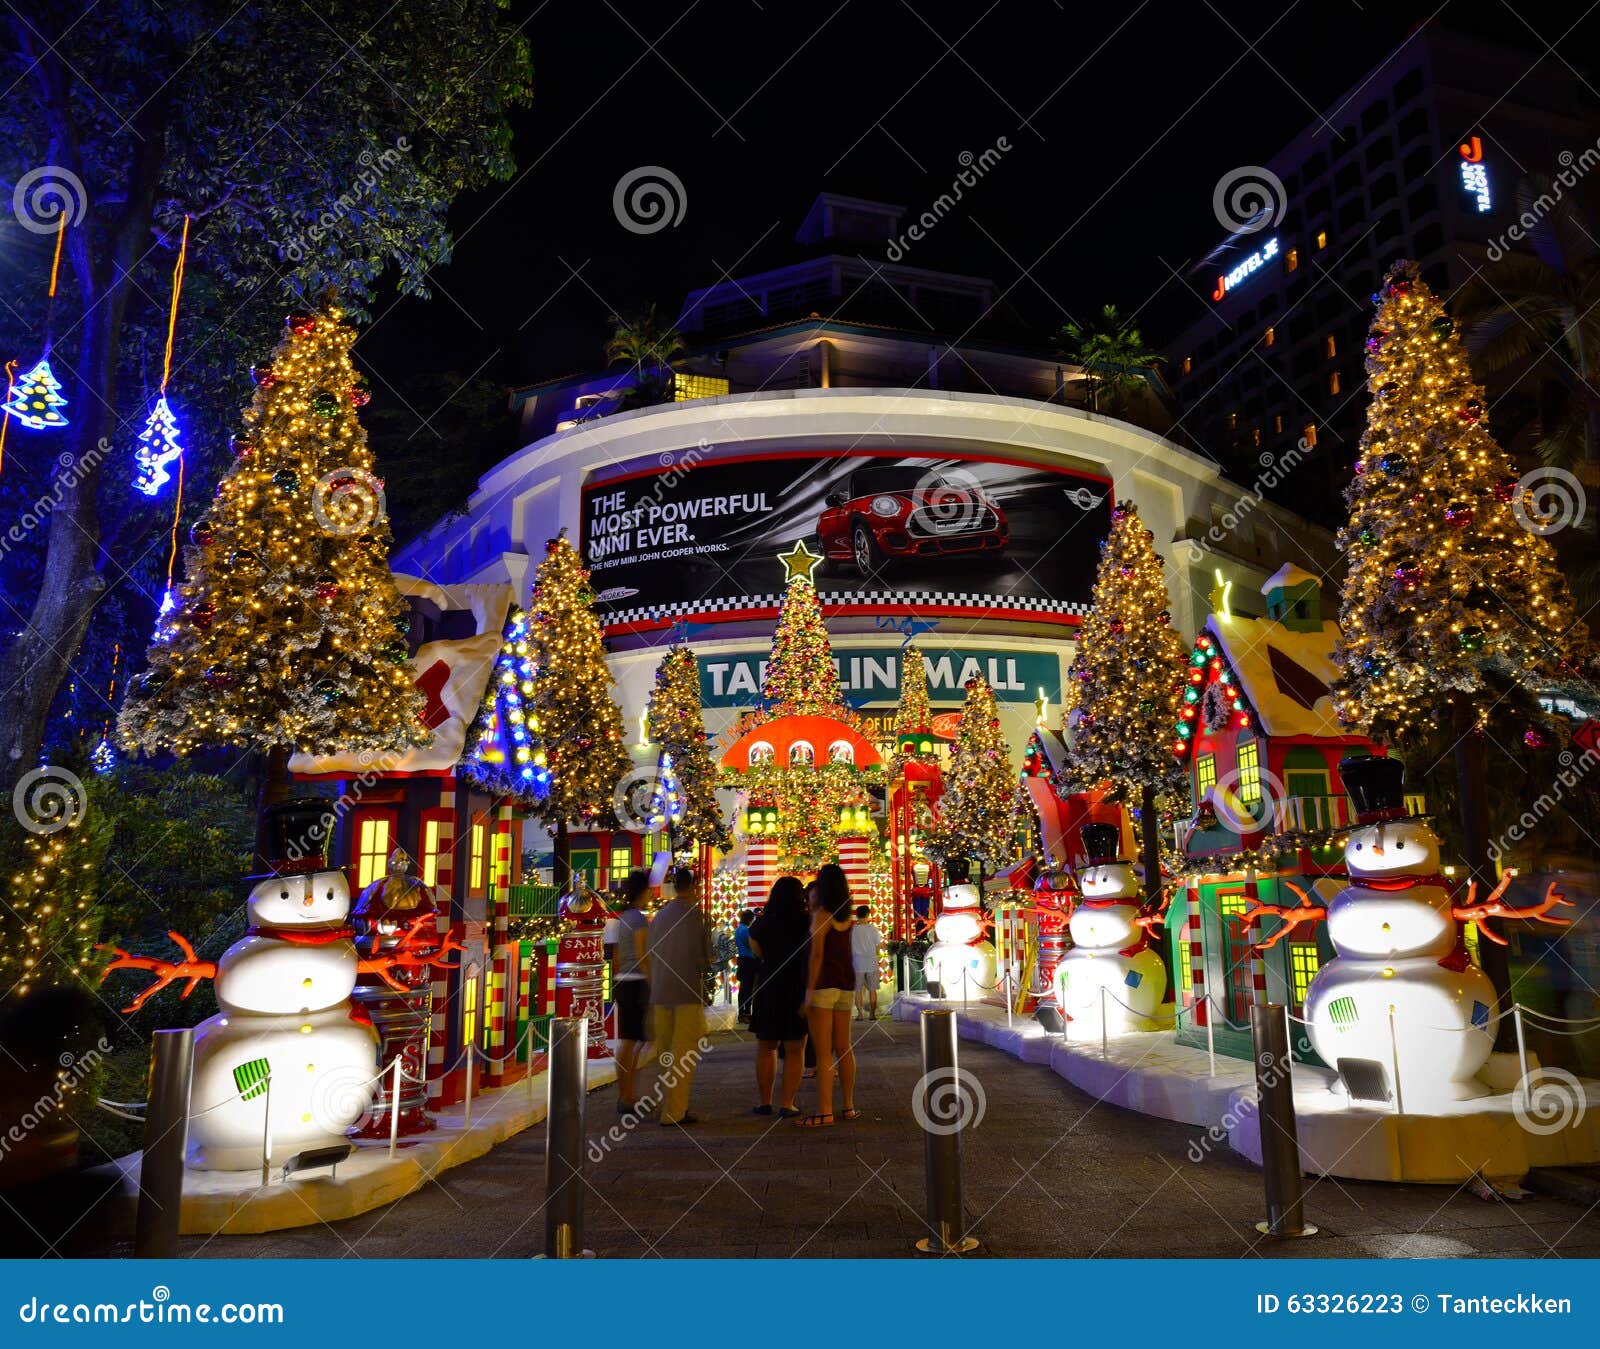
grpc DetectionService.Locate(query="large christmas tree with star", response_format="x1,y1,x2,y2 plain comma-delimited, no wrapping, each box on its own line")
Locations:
928,674,1017,880
647,644,730,851
525,533,631,888
118,309,427,757
762,540,843,715
1060,499,1187,894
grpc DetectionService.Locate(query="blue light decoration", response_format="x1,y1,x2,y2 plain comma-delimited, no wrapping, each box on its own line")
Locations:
646,751,684,833
463,607,551,801
4,356,68,430
133,395,183,495
1211,237,1279,302
90,737,117,774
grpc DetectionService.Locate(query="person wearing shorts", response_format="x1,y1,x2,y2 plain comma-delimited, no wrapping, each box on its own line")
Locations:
603,870,652,1117
800,864,860,1127
850,904,883,1020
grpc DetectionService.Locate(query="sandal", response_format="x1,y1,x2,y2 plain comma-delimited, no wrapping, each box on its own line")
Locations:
841,1107,861,1121
752,1104,774,1116
796,1113,835,1128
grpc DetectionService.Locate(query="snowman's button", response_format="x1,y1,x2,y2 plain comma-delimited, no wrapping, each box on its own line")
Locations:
300,1024,312,1034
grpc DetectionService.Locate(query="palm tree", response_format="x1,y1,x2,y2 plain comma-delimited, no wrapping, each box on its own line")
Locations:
1454,176,1600,489
1054,305,1164,415
604,305,686,407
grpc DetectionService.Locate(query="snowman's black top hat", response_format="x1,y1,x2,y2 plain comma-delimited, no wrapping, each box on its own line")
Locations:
1079,822,1126,866
1337,754,1415,825
261,797,335,873
943,856,972,885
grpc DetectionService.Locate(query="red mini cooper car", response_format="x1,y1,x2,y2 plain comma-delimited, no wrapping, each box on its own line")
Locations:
817,465,1009,574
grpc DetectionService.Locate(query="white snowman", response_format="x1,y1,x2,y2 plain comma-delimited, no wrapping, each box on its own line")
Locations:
1055,823,1167,1038
924,860,997,996
1299,755,1497,1106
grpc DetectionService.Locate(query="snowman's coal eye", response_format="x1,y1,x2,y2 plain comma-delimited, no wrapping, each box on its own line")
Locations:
279,889,291,899
1395,840,1406,850
1354,843,1362,851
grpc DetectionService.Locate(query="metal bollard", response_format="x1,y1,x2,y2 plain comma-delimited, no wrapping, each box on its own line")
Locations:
135,1028,193,1259
1249,1002,1317,1238
914,1009,979,1254
544,1016,592,1258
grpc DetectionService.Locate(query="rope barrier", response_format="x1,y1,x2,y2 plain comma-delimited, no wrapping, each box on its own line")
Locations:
95,1100,149,1121
1516,1004,1600,1028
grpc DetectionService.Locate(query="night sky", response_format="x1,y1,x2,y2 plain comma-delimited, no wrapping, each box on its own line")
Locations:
355,2,1600,413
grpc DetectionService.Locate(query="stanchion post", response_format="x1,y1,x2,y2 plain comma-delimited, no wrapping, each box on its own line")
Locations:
544,1016,591,1258
1004,972,1013,1028
961,967,969,1011
1388,1005,1405,1116
1250,1002,1316,1239
1100,985,1108,1059
463,1045,475,1130
1204,995,1216,1078
388,1057,402,1159
134,1028,193,1259
259,1075,273,1188
1513,1003,1530,1102
899,952,909,997
915,1009,978,1254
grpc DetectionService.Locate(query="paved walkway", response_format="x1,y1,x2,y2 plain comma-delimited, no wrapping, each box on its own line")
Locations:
172,1018,1600,1259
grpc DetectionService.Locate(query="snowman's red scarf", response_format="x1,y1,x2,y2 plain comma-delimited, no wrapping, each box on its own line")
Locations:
247,924,356,944
1357,875,1451,893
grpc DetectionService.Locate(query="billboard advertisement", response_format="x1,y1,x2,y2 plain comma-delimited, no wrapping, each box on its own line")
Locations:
582,451,1111,632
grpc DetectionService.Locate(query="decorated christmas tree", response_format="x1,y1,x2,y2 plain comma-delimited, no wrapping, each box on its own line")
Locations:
525,533,631,887
0,812,104,1002
119,309,428,757
1333,260,1590,742
1060,499,1188,896
462,606,551,801
647,644,730,851
895,642,933,734
929,675,1017,880
763,541,843,715
1333,261,1593,1043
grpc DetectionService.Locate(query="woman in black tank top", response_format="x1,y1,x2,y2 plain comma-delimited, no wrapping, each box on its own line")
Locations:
800,863,859,1127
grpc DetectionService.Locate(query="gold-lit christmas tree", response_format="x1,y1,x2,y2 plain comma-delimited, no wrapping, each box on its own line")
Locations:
895,642,933,735
119,309,428,756
1333,261,1591,741
1,817,104,1002
1060,499,1188,892
762,541,843,715
929,675,1016,880
647,644,730,851
525,533,631,885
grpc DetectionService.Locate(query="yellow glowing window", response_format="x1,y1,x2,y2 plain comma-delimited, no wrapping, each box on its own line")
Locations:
1285,247,1299,272
470,822,486,891
1323,334,1338,359
421,819,443,887
1180,356,1192,377
1289,942,1320,1005
1225,412,1238,431
1302,423,1318,448
674,373,729,402
1328,371,1342,396
1219,890,1248,917
1263,326,1275,348
609,846,632,885
1236,740,1261,803
1315,230,1327,250
1196,752,1217,800
357,817,390,890
1177,941,1194,994
462,975,479,1047
1273,414,1285,434
1251,427,1262,448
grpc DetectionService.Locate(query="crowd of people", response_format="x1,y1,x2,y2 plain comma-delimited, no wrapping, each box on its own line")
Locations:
600,864,884,1128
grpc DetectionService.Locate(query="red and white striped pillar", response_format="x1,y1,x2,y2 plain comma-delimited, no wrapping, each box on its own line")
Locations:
746,834,778,908
487,888,510,1086
838,834,870,901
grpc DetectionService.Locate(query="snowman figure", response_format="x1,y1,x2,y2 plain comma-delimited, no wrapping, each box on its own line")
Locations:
104,801,459,1171
1055,822,1167,1039
923,858,997,997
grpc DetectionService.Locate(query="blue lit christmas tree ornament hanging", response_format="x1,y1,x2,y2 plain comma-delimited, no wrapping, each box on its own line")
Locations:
133,394,183,495
90,736,118,774
4,356,68,430
463,607,551,800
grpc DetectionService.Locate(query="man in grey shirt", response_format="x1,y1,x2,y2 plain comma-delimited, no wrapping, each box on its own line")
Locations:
646,866,712,1125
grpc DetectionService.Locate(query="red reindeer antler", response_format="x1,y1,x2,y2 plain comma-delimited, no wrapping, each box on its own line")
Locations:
98,931,217,1013
1453,879,1572,947
358,915,464,992
1244,880,1327,952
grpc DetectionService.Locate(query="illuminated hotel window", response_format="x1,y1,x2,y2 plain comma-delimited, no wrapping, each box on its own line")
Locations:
462,970,479,1047
1273,414,1285,434
1236,739,1262,803
1180,356,1192,377
674,373,730,402
1251,428,1262,448
1324,334,1338,359
1195,752,1217,802
1328,371,1342,395
470,822,486,891
356,816,390,890
1285,247,1299,273
1302,423,1318,447
1315,230,1328,250
1289,943,1321,1006
421,819,443,887
1263,326,1276,348
1177,941,1194,995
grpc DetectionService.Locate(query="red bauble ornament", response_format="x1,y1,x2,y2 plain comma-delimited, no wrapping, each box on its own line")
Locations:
230,437,254,459
192,601,216,630
251,365,279,388
350,386,372,408
203,667,234,690
1494,477,1518,503
1524,727,1550,750
315,578,341,602
1458,400,1482,424
1443,502,1474,528
190,520,216,548
1393,562,1422,589
287,314,317,336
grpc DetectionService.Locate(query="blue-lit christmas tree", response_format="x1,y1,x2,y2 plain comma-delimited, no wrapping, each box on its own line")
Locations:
4,356,68,430
462,606,551,801
133,395,183,495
